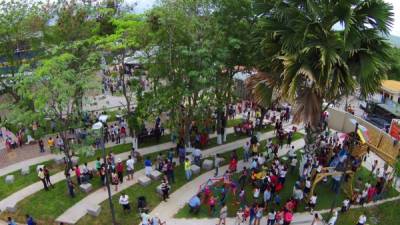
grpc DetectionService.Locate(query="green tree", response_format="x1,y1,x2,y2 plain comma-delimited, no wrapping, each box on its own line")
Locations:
0,0,48,102
146,0,222,145
387,47,400,80
15,53,99,173
253,0,394,129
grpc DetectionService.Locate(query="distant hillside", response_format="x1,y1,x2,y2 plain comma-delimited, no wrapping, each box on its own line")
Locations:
389,35,400,48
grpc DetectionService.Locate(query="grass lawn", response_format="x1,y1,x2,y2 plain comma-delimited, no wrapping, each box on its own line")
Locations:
226,119,242,128
322,199,400,225
0,128,280,224
75,145,242,225
175,154,398,219
0,125,272,201
0,147,170,225
0,135,173,201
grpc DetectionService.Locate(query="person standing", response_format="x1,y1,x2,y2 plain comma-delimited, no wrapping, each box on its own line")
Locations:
217,203,228,225
145,157,153,177
311,213,320,225
56,135,64,151
267,210,276,225
308,194,318,214
283,210,293,225
38,168,48,191
254,204,264,225
119,193,131,213
161,179,170,201
66,173,75,198
116,159,124,184
357,214,367,225
47,137,55,153
126,155,135,181
43,166,54,188
75,165,81,185
214,154,220,177
111,170,119,191
38,139,45,153
184,158,192,180
25,214,36,225
7,216,16,225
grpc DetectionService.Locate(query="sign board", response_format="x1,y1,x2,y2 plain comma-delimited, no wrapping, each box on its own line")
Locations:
389,119,400,141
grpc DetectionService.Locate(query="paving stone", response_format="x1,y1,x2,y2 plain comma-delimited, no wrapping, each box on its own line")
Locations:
71,156,79,166
54,155,65,165
87,205,101,217
138,176,151,186
202,159,213,170
80,183,93,193
156,184,172,195
150,170,162,180
190,165,201,175
5,175,14,184
216,157,225,165
21,166,30,175
6,203,17,213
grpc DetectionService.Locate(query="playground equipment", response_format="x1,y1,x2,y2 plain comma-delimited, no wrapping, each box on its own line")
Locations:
326,108,400,166
307,108,400,199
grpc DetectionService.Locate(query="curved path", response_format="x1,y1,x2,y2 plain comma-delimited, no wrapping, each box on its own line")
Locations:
55,125,299,224
0,126,246,212
149,140,305,223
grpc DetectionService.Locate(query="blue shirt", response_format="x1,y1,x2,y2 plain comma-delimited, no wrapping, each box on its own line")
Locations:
264,190,271,202
188,196,200,207
144,159,152,167
26,217,35,225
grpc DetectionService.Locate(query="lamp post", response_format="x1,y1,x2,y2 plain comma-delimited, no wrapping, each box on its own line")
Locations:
92,117,117,225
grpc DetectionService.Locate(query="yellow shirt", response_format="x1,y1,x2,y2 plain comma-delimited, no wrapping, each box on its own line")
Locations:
38,171,45,179
47,139,54,147
184,161,191,170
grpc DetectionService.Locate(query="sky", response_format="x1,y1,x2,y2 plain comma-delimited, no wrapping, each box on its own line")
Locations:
130,0,400,36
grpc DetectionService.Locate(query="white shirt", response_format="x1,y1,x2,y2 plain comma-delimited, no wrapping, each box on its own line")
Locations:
291,158,298,167
310,195,317,204
268,212,275,220
126,159,135,170
119,195,129,205
358,215,367,224
343,199,350,207
305,180,311,188
193,148,202,157
243,143,250,152
280,170,287,178
253,188,260,198
141,213,150,225
328,215,337,225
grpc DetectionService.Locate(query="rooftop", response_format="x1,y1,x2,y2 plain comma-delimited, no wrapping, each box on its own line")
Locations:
381,80,400,94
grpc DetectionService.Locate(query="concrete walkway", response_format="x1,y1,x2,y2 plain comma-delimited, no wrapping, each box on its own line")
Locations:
149,139,308,225
0,126,240,207
55,125,298,224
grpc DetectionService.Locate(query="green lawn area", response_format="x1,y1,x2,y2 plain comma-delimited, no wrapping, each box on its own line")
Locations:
175,152,398,219
0,128,281,224
0,135,173,201
75,145,242,225
226,118,242,128
322,199,400,225
0,124,272,201
0,148,169,224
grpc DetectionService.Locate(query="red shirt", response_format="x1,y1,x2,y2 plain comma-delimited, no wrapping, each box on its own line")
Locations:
116,163,124,173
75,167,81,177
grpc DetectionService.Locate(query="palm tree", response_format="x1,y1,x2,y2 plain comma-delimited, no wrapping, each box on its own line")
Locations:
252,0,394,129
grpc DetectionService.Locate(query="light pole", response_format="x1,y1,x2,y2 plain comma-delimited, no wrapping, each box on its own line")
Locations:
92,117,117,225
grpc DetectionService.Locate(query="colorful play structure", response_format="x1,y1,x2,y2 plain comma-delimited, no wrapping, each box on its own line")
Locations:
308,107,400,199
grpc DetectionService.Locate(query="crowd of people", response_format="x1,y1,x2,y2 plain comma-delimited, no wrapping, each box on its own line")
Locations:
185,122,392,225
